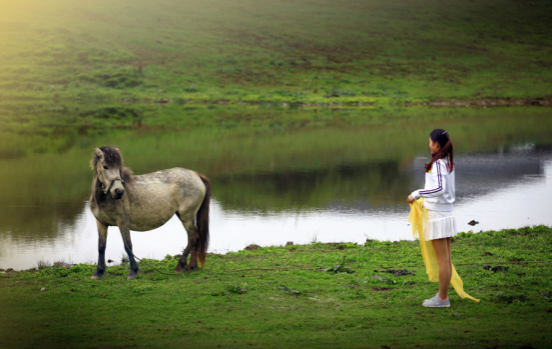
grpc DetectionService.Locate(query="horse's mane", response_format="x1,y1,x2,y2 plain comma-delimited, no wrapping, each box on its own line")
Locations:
120,168,134,183
90,146,133,183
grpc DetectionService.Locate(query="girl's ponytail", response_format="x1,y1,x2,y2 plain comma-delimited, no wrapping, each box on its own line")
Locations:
425,129,454,173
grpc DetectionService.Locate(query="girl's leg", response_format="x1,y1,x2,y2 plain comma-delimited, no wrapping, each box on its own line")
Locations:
431,237,452,299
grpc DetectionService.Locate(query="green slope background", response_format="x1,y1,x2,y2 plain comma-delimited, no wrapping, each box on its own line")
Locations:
1,0,551,103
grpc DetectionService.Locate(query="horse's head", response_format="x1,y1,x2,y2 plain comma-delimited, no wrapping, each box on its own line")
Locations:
91,146,126,200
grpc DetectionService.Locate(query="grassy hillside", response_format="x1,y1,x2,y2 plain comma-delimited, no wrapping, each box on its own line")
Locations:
0,0,551,103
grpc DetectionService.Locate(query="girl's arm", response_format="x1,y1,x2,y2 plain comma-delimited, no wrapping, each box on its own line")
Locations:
411,161,447,199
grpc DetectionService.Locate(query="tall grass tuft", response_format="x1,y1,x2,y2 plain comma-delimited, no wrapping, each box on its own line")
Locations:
53,259,73,269
35,259,50,270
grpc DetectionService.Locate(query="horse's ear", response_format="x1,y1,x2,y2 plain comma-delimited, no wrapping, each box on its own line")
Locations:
94,146,104,160
91,146,104,170
114,147,123,158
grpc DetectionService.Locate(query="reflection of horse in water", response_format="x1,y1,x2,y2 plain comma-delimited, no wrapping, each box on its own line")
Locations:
89,146,210,280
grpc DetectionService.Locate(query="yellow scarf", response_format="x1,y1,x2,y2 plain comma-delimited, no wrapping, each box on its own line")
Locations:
408,199,480,302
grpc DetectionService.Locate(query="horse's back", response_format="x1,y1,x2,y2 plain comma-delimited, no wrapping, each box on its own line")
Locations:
130,167,205,203
125,168,206,230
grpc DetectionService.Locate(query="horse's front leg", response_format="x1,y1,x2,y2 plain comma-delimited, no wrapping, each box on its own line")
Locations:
92,220,108,280
119,215,139,280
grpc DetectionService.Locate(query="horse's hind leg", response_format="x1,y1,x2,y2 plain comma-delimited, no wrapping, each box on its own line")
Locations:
175,212,199,271
92,220,108,280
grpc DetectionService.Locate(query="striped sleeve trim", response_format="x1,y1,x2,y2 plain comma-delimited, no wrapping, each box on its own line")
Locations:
419,161,442,195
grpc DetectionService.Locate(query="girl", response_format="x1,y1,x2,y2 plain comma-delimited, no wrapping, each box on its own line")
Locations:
407,129,456,308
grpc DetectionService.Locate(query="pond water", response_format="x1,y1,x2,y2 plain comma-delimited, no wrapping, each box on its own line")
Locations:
0,103,551,270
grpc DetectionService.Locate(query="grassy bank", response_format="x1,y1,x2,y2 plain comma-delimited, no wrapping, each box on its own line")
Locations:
1,226,551,348
1,0,551,104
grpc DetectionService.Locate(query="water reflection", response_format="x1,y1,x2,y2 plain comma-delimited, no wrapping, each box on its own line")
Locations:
418,149,548,200
1,104,551,269
0,204,84,242
216,160,414,213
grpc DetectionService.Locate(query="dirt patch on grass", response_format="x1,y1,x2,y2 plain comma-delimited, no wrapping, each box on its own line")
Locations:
423,98,551,107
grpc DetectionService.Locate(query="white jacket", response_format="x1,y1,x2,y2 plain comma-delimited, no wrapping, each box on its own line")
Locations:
411,158,455,211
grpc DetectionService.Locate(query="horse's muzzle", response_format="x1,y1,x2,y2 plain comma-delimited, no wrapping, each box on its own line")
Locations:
112,188,125,200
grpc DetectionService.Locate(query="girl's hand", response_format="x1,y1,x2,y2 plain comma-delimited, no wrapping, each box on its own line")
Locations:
407,195,415,204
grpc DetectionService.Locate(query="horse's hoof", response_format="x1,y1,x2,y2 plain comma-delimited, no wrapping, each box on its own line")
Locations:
186,265,199,272
91,275,102,280
127,275,137,280
175,264,187,272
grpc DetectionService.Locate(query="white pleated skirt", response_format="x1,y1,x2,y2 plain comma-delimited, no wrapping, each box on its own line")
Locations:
424,209,458,240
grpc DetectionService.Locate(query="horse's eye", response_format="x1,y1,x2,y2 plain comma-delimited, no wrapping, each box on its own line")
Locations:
103,166,108,170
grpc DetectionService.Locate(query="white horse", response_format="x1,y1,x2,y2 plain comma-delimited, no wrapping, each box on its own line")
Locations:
89,146,210,280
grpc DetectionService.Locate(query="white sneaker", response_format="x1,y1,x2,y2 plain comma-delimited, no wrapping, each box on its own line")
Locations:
422,293,450,307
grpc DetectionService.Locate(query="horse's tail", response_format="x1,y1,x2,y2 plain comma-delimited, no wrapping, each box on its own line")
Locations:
196,173,211,268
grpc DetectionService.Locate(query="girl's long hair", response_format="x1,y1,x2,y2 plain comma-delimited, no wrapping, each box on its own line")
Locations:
425,129,454,173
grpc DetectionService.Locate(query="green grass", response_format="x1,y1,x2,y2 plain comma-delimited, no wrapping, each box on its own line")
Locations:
0,0,551,103
1,226,551,348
